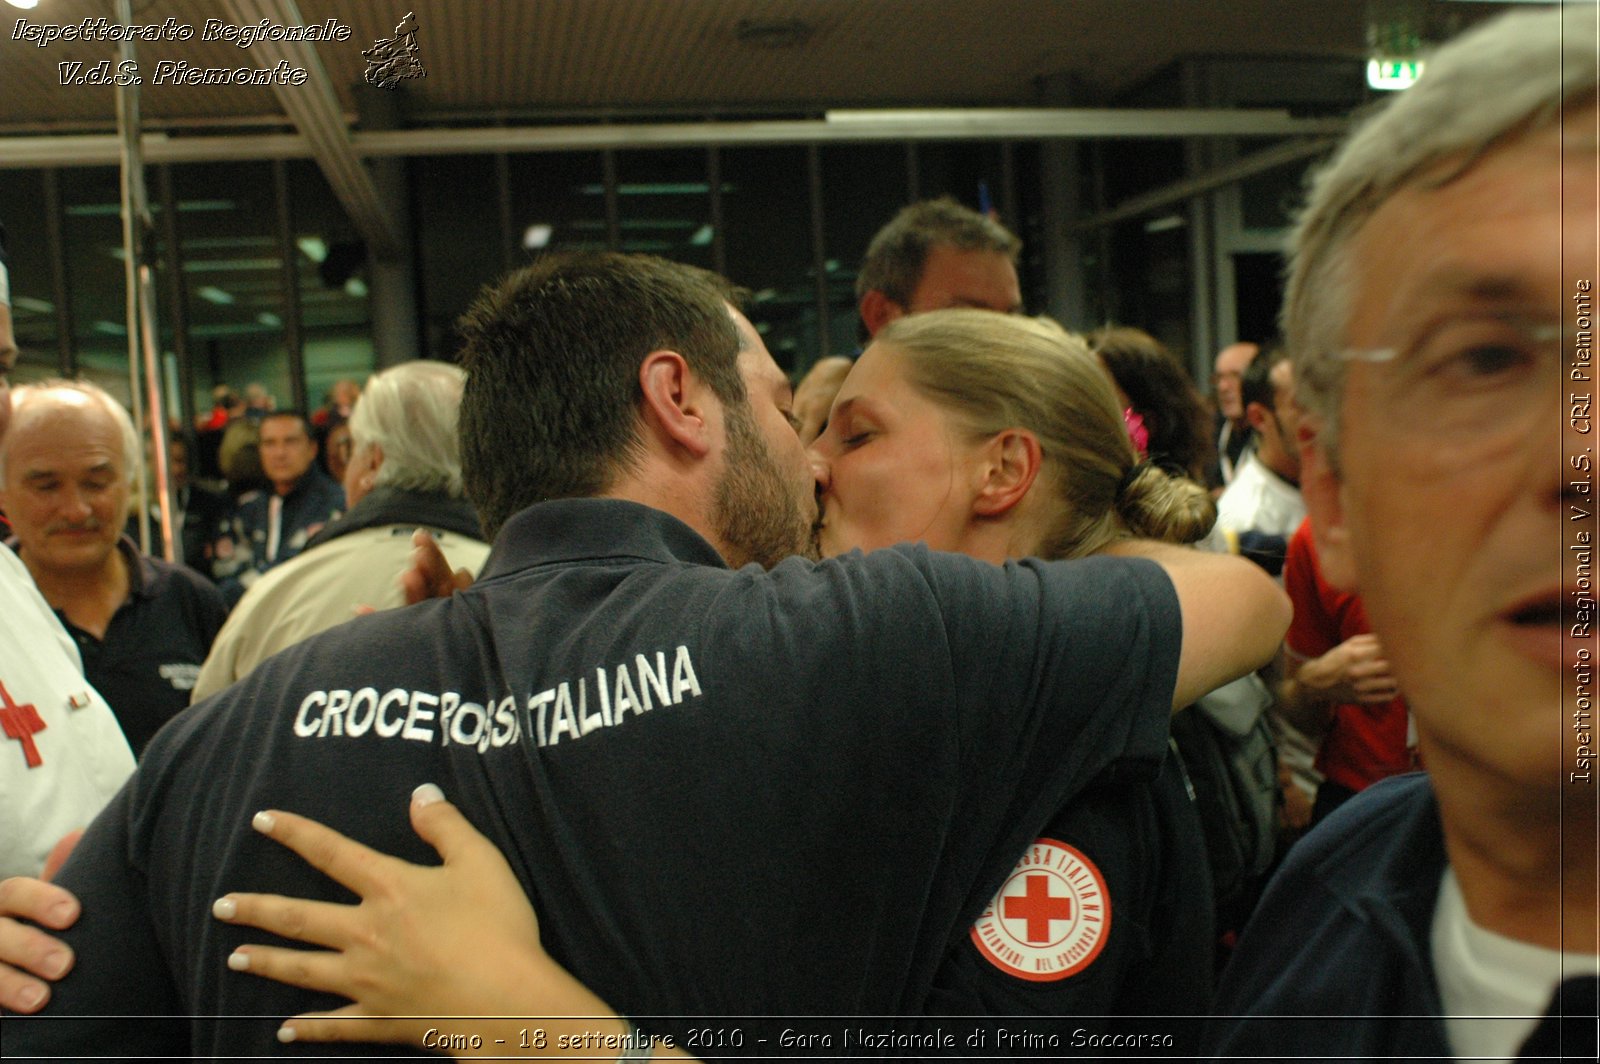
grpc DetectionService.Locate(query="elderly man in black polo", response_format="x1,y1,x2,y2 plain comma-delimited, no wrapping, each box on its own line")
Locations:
0,380,225,756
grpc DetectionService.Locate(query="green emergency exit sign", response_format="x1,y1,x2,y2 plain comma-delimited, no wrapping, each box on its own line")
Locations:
1367,59,1424,91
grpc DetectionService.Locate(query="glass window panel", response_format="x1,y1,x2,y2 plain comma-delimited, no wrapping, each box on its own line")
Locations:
287,161,374,407
820,144,909,357
0,169,58,382
170,162,290,409
721,147,814,377
915,143,1007,221
414,154,504,361
614,149,714,270
507,151,608,263
58,166,134,399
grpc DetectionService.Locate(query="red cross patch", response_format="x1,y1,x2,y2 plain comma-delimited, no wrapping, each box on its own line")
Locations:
969,837,1111,982
0,680,47,769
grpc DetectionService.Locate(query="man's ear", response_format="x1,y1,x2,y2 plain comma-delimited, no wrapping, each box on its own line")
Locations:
858,289,906,339
1244,401,1272,433
638,350,714,458
1299,422,1356,590
362,442,385,489
972,429,1042,518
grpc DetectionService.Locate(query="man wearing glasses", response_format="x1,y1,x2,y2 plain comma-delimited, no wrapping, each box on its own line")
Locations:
1209,6,1598,1058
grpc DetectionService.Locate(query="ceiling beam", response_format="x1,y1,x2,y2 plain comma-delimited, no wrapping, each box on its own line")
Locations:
0,108,1347,170
1073,136,1340,230
218,0,403,259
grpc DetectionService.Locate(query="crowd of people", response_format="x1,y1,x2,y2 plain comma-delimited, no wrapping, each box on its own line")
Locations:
0,6,1592,1060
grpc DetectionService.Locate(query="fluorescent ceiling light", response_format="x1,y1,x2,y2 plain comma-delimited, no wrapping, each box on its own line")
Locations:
197,286,235,305
570,219,698,232
296,237,329,263
190,322,282,338
182,258,281,273
579,183,733,197
184,237,277,252
257,312,282,327
92,320,127,336
4,1,41,11
1143,213,1186,234
689,224,714,247
11,296,53,314
343,277,368,298
66,199,237,218
522,224,553,250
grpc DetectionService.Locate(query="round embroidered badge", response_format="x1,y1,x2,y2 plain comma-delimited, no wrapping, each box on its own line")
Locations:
969,837,1111,982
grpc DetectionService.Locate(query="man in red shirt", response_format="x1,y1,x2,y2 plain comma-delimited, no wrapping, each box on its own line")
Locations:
1279,517,1412,824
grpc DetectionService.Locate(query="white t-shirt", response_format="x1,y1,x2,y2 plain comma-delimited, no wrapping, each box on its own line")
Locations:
1432,866,1600,1061
0,548,134,877
1209,450,1306,544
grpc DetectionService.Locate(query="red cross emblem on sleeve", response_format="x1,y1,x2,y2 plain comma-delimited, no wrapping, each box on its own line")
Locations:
1004,873,1075,942
970,837,1111,982
0,680,47,768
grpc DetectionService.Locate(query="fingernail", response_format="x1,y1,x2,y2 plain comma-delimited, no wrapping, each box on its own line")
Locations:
412,782,445,807
47,899,76,925
40,949,70,979
278,1025,297,1043
18,983,45,1011
227,950,250,971
212,897,237,920
252,810,276,833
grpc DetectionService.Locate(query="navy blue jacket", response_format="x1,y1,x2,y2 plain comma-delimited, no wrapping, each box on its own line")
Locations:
9,499,1181,1057
1208,773,1453,1057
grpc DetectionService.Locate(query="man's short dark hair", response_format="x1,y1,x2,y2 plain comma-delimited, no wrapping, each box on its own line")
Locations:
855,197,1021,306
457,252,747,540
260,409,313,438
1241,345,1289,413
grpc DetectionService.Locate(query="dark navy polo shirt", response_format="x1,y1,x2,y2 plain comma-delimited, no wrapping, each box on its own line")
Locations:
54,538,227,755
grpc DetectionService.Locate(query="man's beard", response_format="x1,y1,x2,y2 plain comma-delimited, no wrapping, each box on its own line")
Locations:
713,401,819,569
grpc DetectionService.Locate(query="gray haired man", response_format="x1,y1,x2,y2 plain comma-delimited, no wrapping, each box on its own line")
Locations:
1210,7,1599,1057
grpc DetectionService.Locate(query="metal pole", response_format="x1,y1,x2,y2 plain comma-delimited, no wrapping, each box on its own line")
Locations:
158,166,196,433
114,0,174,561
41,169,75,376
274,159,306,412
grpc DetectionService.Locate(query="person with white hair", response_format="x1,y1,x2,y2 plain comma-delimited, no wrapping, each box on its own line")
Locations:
190,360,489,700
1207,6,1599,1057
0,380,226,756
0,358,134,885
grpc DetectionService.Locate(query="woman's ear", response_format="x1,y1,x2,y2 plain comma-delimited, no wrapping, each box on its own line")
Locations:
972,428,1042,517
638,350,713,458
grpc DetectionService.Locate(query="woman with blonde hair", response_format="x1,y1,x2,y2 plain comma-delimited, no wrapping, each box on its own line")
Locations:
7,310,1231,1053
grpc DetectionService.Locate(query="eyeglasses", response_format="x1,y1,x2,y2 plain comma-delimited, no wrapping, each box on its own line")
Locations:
1337,316,1562,445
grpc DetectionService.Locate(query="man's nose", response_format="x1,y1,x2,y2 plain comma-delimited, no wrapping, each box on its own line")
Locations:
62,488,94,521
